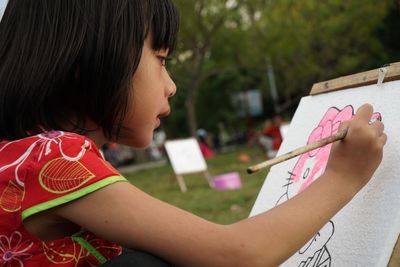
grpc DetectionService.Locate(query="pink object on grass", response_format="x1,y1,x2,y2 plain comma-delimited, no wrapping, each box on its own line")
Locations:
212,172,242,190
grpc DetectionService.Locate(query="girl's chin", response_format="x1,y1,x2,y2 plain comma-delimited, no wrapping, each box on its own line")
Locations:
119,135,153,148
155,118,161,129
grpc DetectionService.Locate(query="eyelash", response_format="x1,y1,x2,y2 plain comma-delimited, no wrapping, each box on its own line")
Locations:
157,56,168,66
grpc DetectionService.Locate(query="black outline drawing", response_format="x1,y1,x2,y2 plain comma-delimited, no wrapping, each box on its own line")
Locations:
274,105,382,266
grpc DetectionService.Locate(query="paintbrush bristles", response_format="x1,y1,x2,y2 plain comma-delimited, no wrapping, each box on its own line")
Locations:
247,128,348,174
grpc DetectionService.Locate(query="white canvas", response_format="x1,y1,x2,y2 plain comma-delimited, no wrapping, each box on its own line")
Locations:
165,138,207,175
0,0,8,22
250,80,400,266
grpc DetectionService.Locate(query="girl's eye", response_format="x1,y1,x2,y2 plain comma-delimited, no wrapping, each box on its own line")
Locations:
157,56,167,66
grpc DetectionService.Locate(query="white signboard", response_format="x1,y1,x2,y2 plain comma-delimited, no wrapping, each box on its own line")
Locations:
165,138,207,175
250,80,400,266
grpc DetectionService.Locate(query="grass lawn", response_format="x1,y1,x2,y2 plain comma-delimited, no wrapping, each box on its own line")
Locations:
122,145,400,265
122,145,267,224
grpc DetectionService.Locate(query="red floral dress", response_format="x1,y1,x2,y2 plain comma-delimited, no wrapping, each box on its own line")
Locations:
0,131,125,266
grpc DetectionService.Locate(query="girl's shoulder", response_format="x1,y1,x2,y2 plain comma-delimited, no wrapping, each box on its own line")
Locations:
0,129,122,224
0,130,101,161
0,130,115,197
1,130,90,147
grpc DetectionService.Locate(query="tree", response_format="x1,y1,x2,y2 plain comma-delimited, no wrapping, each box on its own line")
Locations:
166,0,398,138
250,0,392,97
171,0,246,137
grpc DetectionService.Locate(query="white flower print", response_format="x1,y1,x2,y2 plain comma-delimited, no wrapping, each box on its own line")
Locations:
0,131,90,212
0,231,33,267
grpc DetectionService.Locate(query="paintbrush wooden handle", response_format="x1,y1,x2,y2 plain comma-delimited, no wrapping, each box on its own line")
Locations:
247,128,348,174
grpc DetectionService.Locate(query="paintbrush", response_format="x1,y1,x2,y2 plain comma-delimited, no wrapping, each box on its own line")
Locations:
247,128,348,174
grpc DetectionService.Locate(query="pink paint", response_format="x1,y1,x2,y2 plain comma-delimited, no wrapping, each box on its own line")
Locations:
288,105,382,195
277,105,382,267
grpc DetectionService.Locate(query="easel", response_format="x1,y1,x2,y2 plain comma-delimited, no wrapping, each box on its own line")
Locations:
164,138,213,192
174,170,212,193
309,62,400,266
310,62,400,95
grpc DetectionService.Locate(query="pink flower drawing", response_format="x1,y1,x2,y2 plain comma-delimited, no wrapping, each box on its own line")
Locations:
275,105,382,267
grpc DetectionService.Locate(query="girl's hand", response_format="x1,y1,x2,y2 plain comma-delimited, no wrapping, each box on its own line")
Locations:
325,104,387,196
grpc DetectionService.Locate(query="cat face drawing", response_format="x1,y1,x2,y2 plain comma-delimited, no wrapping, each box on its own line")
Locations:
275,105,381,267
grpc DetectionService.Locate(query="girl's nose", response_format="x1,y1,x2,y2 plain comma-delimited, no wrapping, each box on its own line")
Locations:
166,75,177,98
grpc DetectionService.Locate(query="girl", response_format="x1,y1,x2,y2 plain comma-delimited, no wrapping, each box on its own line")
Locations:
0,1,387,266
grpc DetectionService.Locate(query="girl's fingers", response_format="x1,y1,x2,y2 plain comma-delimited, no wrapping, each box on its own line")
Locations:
371,121,385,136
338,120,351,132
379,133,388,146
354,104,374,124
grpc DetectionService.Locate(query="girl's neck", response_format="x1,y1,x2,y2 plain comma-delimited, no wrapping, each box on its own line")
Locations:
61,119,109,148
85,129,108,148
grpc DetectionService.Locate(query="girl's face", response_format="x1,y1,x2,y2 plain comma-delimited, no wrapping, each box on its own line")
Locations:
121,37,176,147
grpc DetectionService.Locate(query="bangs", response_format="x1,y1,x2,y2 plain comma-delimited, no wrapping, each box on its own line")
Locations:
146,0,179,54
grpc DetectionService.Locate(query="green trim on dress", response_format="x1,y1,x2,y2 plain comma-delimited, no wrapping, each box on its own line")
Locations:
22,176,127,220
72,233,108,264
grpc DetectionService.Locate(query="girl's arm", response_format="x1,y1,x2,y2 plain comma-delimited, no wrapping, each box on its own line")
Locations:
52,104,386,267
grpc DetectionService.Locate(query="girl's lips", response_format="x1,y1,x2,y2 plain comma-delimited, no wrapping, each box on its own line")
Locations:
158,108,171,118
155,108,170,129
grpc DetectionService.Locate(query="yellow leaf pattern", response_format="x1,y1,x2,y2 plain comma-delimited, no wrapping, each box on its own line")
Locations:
0,180,25,212
39,158,95,194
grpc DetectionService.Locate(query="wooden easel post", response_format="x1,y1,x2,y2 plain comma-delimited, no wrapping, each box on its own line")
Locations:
164,138,213,192
175,174,187,192
389,235,400,267
174,171,213,192
310,62,400,95
203,170,213,188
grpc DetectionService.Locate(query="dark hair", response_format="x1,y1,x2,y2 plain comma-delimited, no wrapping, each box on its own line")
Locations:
0,0,179,140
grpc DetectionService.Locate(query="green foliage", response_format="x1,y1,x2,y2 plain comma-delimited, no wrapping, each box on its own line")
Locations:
165,0,399,138
256,0,392,95
376,2,400,63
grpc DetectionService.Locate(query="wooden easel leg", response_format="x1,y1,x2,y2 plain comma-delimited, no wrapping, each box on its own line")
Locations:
176,175,187,192
388,234,400,267
203,171,213,188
